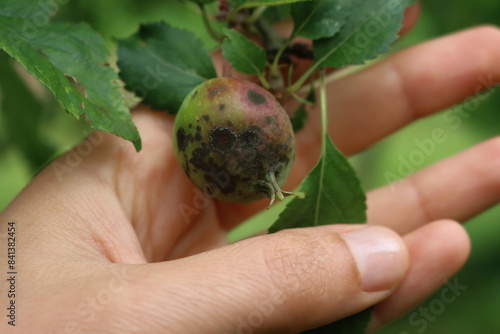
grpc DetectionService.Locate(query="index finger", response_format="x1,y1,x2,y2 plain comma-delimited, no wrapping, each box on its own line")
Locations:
322,26,500,155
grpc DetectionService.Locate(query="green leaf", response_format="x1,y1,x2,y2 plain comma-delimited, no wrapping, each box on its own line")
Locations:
0,51,55,169
301,307,373,333
268,135,366,233
229,0,313,10
117,22,217,114
290,104,308,132
0,0,50,18
291,0,352,40
0,0,142,151
186,0,218,4
313,0,410,68
262,4,292,24
221,29,267,75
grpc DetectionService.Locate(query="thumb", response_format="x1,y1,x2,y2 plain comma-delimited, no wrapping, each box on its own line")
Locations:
124,225,409,333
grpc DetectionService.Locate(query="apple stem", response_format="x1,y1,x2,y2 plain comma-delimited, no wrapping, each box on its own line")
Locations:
258,172,299,208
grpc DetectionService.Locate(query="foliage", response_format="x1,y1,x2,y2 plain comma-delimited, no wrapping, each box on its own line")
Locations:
2,0,500,333
221,29,267,75
117,22,217,113
313,0,408,67
0,0,141,151
268,135,367,233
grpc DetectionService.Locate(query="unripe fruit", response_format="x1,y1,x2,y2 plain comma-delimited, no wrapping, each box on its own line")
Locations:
173,77,295,204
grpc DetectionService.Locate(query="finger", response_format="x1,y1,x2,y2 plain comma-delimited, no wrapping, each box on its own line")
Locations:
311,26,500,156
216,26,500,229
121,225,408,333
367,137,500,234
369,220,470,332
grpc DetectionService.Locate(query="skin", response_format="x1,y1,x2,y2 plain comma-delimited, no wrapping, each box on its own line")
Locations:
2,4,500,333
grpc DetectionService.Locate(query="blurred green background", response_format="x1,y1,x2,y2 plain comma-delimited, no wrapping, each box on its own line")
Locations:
1,1,499,333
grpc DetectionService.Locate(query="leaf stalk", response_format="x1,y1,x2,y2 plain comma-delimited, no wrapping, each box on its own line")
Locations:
319,68,327,152
200,3,224,42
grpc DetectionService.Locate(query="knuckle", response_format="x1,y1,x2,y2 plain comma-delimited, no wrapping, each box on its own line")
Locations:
263,230,337,300
473,24,500,39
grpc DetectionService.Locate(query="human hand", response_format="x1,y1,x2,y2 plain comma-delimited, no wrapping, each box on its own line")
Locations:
2,6,500,333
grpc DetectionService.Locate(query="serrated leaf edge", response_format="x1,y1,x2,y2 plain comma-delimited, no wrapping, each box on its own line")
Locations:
222,29,266,75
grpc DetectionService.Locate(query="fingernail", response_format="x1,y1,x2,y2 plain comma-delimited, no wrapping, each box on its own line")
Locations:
342,226,407,292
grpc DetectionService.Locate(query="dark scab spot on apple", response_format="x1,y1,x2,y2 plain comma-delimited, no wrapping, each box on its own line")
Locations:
189,145,210,171
209,127,237,153
204,169,237,195
202,114,210,122
176,127,188,152
250,125,263,133
219,104,226,111
259,143,291,172
191,90,198,100
210,85,225,97
265,116,273,125
204,184,214,196
227,120,233,127
240,128,260,148
247,89,267,106
195,132,202,141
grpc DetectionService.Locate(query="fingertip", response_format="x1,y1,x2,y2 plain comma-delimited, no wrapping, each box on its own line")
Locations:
426,219,471,267
407,219,471,271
